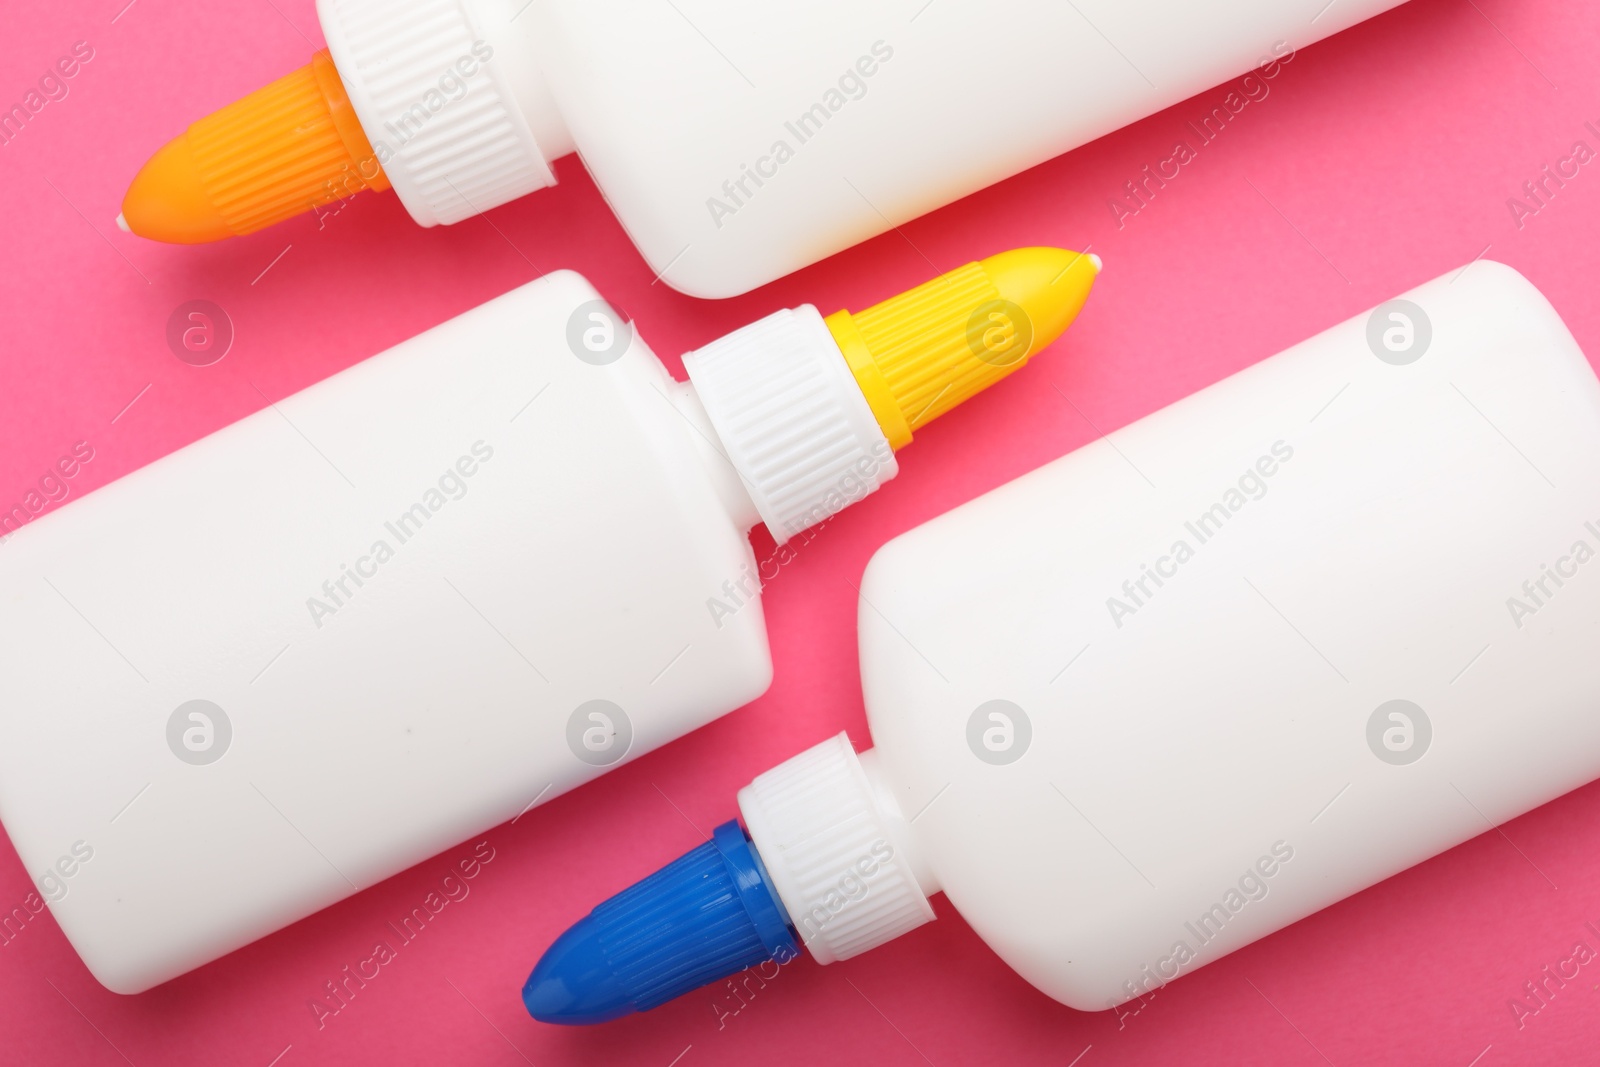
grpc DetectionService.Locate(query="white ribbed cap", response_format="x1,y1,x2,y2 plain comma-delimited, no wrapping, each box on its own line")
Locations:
737,734,934,965
683,306,898,544
319,0,556,226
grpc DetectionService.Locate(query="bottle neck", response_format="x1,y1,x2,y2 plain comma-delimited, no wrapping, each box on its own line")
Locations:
319,0,567,227
858,747,942,897
665,380,763,535
736,734,937,965
683,306,899,545
470,0,576,159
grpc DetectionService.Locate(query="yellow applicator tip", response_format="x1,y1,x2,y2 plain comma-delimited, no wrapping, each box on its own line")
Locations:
826,247,1100,450
120,51,389,244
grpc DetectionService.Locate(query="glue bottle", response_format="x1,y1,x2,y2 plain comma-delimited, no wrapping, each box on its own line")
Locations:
0,248,1098,993
117,0,1407,296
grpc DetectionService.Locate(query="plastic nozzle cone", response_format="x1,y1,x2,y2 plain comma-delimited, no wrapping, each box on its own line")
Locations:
826,247,1100,450
120,51,389,243
523,822,798,1025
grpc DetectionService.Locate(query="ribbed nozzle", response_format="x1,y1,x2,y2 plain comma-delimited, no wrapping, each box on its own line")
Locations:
523,822,798,1025
826,247,1100,449
121,51,389,243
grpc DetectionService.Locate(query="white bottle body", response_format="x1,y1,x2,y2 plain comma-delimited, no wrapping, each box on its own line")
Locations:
531,0,1408,296
0,272,772,993
856,264,1600,1010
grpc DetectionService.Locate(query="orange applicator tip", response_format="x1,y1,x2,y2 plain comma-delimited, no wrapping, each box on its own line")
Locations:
120,51,390,243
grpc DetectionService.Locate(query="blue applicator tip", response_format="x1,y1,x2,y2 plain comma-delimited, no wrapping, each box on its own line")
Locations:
523,820,799,1024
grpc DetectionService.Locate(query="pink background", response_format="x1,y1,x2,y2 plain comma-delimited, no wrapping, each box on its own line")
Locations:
2,0,1598,1063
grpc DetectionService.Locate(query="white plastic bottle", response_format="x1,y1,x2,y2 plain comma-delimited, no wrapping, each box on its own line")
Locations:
122,0,1408,296
524,261,1600,1022
0,249,1098,993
